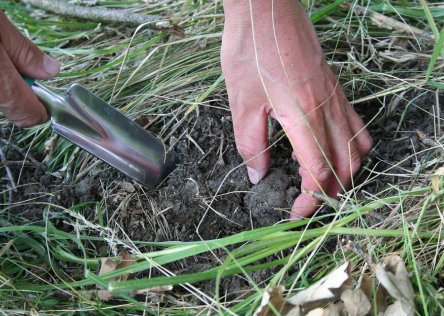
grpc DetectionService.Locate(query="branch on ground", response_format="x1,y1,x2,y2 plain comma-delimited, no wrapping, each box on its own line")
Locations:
342,3,434,41
20,0,177,31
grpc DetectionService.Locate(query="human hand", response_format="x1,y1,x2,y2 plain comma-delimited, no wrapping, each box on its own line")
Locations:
221,1,372,219
0,11,59,127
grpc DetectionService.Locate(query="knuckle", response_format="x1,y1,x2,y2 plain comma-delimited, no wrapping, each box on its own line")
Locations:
236,140,268,160
12,111,45,128
306,157,331,182
16,40,37,67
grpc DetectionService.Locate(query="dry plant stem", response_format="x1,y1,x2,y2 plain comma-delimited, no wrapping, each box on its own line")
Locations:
20,0,170,29
0,147,17,193
417,130,444,154
0,138,41,165
342,239,373,267
345,3,434,41
303,188,341,209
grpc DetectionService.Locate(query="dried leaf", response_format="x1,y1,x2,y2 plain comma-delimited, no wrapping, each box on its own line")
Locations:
286,306,302,316
98,258,117,276
115,251,136,282
431,166,444,193
288,262,349,306
380,50,420,63
341,288,371,316
305,308,329,316
98,289,113,301
375,255,414,309
254,286,289,316
375,284,388,314
134,285,173,295
328,302,346,316
120,181,136,193
359,275,373,301
97,251,137,300
383,301,414,316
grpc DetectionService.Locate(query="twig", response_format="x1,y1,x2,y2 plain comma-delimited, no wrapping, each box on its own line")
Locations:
342,239,374,267
0,147,18,195
186,134,205,155
417,130,444,154
344,3,434,41
20,0,175,30
0,138,41,165
303,188,341,209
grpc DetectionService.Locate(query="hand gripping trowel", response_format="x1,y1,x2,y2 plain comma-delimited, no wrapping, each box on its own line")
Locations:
26,78,177,188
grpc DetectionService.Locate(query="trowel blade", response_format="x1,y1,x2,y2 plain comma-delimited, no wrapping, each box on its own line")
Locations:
32,82,177,188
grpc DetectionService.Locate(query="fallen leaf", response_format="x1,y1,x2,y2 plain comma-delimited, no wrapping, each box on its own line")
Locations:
115,250,136,282
328,302,345,316
341,288,371,316
305,308,328,316
383,301,414,316
359,275,373,301
288,262,350,306
120,181,136,193
374,284,388,315
134,285,173,295
98,289,113,301
97,251,137,300
286,306,302,316
375,255,414,310
98,258,118,276
380,50,421,63
431,166,444,193
254,286,290,316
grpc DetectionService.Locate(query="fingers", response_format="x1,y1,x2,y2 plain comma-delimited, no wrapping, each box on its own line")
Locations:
231,102,270,184
271,82,363,219
0,11,59,79
277,101,333,218
344,105,373,155
290,109,369,219
0,45,47,127
0,11,58,127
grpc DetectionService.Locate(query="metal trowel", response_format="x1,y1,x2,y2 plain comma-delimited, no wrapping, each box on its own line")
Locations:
26,78,177,188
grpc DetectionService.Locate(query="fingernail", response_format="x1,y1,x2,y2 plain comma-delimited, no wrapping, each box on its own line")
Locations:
290,212,305,221
247,167,266,184
43,54,60,76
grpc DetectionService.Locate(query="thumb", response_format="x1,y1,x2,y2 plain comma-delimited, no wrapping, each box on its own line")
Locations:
0,11,59,79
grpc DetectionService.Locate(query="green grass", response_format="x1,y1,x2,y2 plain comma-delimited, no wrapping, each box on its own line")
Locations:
1,0,443,314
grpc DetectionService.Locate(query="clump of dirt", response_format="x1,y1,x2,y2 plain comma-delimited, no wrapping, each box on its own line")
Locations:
156,108,299,240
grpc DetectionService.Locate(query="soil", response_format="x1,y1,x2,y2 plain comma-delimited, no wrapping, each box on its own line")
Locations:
1,89,442,297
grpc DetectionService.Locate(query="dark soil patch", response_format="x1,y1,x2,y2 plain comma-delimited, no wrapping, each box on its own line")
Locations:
1,89,442,297
1,91,442,237
156,108,299,241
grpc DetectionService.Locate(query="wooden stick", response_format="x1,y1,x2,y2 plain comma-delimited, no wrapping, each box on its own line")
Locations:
20,0,172,29
0,147,17,195
303,188,341,209
343,3,434,41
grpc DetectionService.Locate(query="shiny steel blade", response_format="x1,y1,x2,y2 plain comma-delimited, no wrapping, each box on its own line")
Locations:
32,82,176,188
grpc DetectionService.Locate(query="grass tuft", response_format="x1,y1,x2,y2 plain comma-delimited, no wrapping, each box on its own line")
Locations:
0,0,443,314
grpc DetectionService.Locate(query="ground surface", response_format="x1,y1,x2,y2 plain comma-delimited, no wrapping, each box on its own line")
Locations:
1,90,441,241
0,86,442,302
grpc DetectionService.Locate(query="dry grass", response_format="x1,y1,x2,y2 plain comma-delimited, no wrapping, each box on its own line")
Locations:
0,0,443,314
